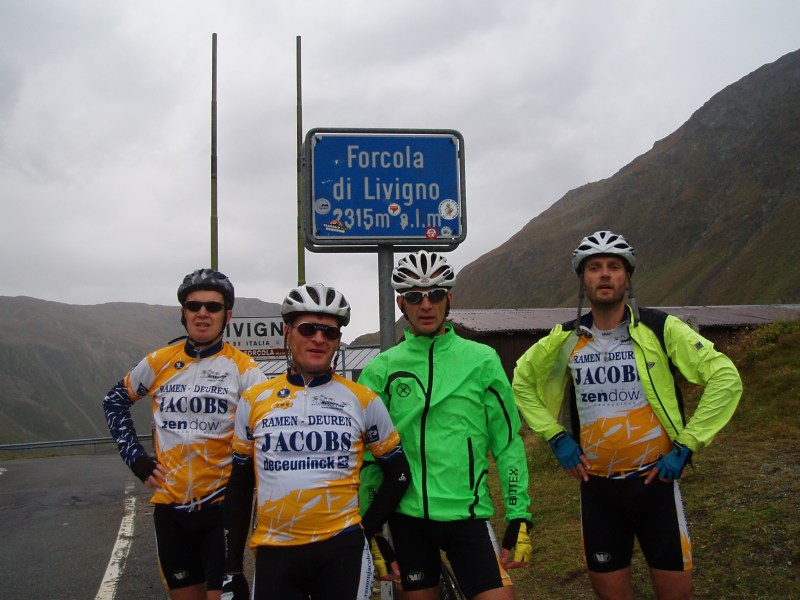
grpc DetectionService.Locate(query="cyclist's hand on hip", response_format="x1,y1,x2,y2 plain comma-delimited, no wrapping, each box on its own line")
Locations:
645,441,692,484
221,572,249,600
548,432,592,481
501,518,533,569
131,455,166,489
370,535,398,581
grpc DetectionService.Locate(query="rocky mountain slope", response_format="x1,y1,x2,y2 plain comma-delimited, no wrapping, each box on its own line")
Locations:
453,48,800,310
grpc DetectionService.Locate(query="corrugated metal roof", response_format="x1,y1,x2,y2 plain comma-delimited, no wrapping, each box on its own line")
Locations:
448,304,800,334
339,345,381,371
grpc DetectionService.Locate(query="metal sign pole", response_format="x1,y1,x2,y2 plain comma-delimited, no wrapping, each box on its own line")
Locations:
295,36,306,285
378,247,396,351
210,33,219,270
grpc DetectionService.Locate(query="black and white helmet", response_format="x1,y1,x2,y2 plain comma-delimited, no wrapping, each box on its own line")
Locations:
391,250,456,291
281,283,351,326
177,268,235,308
572,231,636,274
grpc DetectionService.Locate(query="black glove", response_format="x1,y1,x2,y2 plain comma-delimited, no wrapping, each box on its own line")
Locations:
131,455,159,482
502,518,533,563
221,572,249,600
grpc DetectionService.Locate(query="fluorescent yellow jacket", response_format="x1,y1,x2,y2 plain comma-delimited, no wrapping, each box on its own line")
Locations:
512,307,742,453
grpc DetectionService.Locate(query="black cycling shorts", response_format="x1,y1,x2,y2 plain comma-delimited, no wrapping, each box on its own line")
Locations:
580,476,692,573
387,513,512,598
153,503,224,590
252,528,372,600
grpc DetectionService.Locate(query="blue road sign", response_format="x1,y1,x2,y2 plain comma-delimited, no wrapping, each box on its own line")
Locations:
303,129,466,249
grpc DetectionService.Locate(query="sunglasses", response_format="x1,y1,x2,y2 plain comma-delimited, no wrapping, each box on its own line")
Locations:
294,321,342,341
400,288,449,305
183,300,226,313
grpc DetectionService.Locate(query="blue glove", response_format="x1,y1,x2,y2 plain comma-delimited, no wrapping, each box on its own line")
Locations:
655,442,692,480
548,432,583,470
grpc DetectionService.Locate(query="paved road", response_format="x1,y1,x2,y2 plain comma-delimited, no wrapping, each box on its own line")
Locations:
0,453,387,600
0,453,166,600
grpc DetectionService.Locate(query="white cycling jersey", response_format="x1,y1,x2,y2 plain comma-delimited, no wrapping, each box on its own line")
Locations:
232,371,402,547
105,340,266,509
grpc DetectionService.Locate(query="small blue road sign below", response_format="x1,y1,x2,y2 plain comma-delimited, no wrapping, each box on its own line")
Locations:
303,129,466,250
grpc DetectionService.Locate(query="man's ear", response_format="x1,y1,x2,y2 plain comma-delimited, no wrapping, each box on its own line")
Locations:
395,295,406,317
224,310,233,326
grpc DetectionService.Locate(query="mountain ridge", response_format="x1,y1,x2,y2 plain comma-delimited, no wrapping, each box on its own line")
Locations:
452,48,800,311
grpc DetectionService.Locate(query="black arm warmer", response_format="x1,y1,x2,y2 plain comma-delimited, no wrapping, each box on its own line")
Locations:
224,453,255,572
361,447,411,538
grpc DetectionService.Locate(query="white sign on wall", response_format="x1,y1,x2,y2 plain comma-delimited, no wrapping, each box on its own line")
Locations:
224,316,286,360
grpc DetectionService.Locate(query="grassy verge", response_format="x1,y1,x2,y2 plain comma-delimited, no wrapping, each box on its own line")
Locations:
491,320,800,599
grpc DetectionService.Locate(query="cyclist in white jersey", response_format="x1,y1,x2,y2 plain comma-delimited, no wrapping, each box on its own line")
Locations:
103,268,267,600
222,283,411,600
513,231,742,600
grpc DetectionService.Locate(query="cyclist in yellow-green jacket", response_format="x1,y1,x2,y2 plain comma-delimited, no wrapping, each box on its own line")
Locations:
513,231,742,600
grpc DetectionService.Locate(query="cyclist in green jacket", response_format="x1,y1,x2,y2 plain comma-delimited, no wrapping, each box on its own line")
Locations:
513,231,742,600
359,250,532,600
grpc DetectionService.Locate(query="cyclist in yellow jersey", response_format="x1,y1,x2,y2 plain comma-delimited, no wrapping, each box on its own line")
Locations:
103,269,267,600
513,231,742,600
222,284,411,600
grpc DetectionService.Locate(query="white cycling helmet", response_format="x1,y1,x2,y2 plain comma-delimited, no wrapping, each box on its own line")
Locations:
281,283,351,326
572,230,637,274
391,250,456,291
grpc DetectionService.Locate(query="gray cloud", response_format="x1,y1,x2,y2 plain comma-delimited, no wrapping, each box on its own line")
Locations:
1,0,798,341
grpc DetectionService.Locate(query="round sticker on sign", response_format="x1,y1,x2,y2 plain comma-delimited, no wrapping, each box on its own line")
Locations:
425,227,439,240
388,203,401,216
315,198,332,215
438,199,459,220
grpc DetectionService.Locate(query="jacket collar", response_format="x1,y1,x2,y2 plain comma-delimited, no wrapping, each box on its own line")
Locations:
574,304,636,334
403,322,456,349
286,369,333,387
184,339,224,359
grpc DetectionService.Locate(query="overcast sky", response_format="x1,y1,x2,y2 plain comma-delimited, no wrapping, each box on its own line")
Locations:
2,1,799,342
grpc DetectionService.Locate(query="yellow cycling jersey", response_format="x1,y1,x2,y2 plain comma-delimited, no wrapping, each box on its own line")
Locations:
569,326,672,477
120,341,266,509
233,372,402,547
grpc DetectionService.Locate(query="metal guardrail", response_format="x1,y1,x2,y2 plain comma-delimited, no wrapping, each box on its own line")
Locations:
0,435,153,458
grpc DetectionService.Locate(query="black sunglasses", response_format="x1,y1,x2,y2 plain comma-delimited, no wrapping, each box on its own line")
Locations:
294,321,342,341
400,288,449,305
183,300,226,313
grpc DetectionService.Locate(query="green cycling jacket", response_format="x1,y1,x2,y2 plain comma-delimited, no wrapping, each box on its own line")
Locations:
359,323,531,523
513,306,742,453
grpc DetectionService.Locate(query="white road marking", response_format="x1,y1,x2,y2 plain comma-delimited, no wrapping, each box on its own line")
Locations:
95,481,136,600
